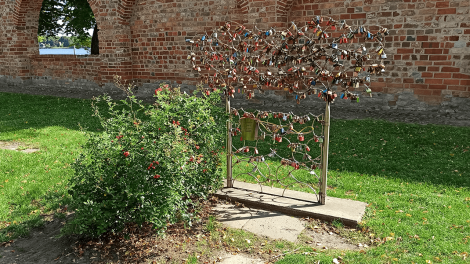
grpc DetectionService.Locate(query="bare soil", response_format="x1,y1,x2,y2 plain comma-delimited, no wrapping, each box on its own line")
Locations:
0,141,40,153
0,198,363,264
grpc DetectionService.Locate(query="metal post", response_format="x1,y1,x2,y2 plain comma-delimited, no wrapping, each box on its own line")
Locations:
320,101,330,205
226,95,233,188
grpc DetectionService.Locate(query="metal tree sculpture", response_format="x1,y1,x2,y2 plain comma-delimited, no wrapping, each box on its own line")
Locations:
186,17,389,204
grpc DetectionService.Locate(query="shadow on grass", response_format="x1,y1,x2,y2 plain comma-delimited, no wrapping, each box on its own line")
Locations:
0,92,155,134
230,116,470,189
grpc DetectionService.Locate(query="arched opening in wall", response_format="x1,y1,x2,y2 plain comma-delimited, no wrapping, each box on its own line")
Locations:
37,0,99,55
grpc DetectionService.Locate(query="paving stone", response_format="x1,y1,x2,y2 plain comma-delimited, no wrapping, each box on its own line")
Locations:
214,203,305,242
241,210,304,242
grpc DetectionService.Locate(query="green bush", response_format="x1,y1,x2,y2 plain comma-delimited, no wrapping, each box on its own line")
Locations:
64,82,227,237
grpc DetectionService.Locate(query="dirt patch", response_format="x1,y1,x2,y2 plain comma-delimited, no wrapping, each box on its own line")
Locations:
0,141,40,153
299,219,366,251
0,215,92,264
0,198,369,264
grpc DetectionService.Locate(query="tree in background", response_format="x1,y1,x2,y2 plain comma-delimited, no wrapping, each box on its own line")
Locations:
38,0,99,54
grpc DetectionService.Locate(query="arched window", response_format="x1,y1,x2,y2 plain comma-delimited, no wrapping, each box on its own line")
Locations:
37,0,98,55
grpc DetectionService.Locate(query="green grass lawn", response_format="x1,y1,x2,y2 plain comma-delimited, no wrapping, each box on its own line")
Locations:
228,113,470,263
0,93,104,242
1,92,469,263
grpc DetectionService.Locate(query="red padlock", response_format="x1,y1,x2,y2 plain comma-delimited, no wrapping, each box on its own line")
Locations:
244,147,249,153
298,134,304,141
306,146,310,152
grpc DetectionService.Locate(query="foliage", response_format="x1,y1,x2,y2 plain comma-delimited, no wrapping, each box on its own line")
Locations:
38,35,92,49
1,92,469,263
64,80,227,237
38,0,95,49
68,36,92,49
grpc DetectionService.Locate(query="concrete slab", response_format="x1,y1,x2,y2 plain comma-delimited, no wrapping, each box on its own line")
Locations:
214,181,367,227
214,203,305,242
241,210,304,242
213,203,253,229
219,253,264,264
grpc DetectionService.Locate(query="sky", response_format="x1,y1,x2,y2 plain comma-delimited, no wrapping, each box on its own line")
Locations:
55,19,94,37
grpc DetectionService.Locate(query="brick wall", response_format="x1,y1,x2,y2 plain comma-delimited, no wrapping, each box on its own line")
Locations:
288,0,470,106
0,0,469,111
31,55,101,82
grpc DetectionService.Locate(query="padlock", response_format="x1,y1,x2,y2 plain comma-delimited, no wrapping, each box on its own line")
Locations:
298,133,304,141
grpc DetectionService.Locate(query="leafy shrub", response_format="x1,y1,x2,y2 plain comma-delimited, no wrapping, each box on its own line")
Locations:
64,80,227,237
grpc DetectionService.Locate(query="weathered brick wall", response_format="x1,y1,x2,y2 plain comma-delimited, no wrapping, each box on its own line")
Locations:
288,0,470,108
0,0,469,112
31,55,101,82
